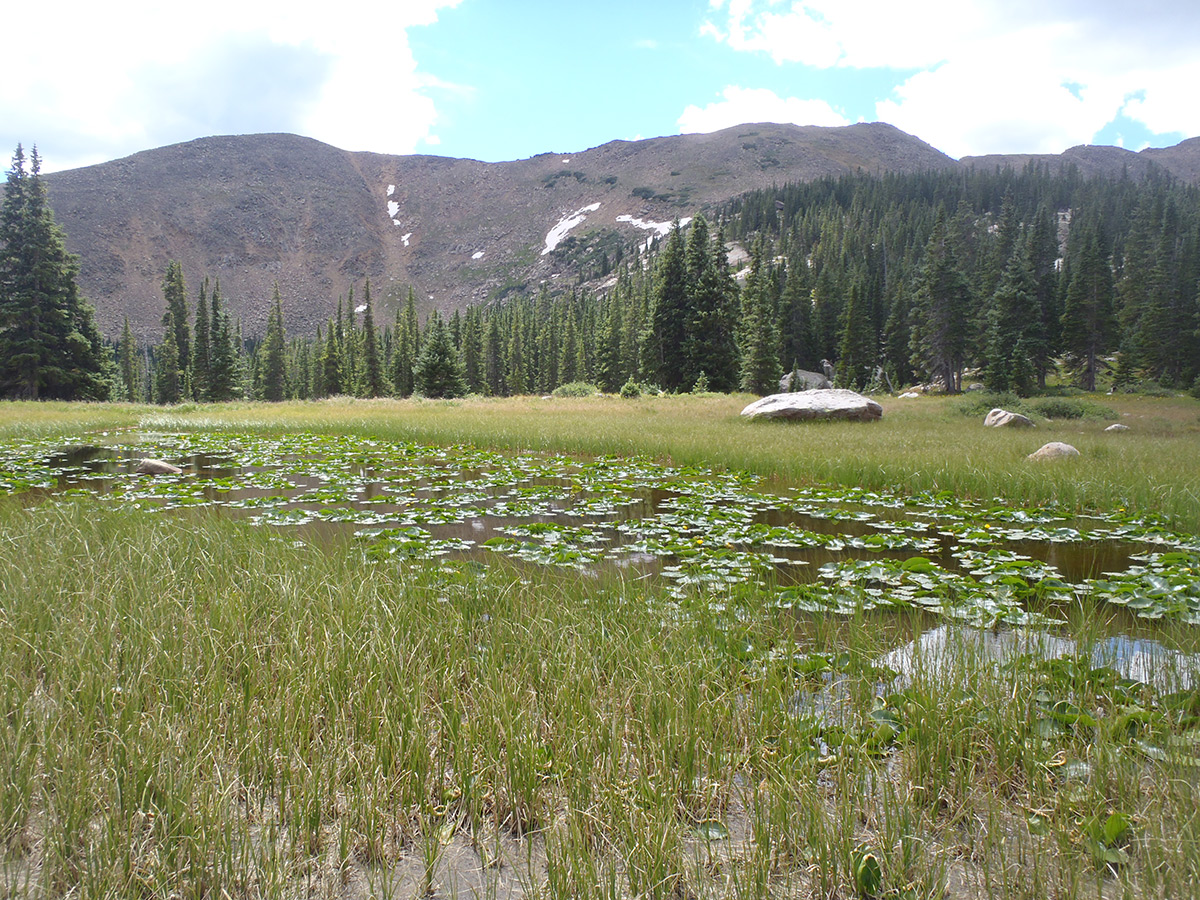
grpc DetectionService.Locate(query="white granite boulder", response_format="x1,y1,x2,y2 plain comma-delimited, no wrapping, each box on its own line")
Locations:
1027,442,1080,461
778,368,832,392
984,408,1035,428
1105,423,1130,432
741,389,883,422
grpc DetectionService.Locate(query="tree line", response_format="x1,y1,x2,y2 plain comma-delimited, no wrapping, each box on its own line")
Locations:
4,141,1199,403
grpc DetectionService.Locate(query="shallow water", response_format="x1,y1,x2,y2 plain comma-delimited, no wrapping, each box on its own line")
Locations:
8,432,1198,628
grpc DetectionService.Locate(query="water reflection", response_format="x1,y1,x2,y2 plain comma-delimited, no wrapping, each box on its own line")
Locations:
27,436,1177,604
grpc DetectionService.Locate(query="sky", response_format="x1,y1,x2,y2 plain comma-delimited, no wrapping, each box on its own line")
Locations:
8,0,1200,174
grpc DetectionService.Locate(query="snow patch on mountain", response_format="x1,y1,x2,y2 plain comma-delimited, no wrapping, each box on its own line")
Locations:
472,250,485,260
387,201,400,219
616,214,692,252
543,203,601,255
386,184,395,197
401,232,412,246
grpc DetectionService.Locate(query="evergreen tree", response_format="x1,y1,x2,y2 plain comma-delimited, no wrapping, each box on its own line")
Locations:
506,309,527,395
738,239,783,394
462,307,484,393
192,278,211,401
984,240,1045,395
206,283,240,402
1060,227,1117,391
0,145,111,400
684,215,740,392
882,286,914,387
909,206,972,392
154,309,183,404
836,278,876,389
161,261,190,384
414,312,467,398
358,281,389,397
118,317,139,401
1026,204,1062,386
643,221,689,390
778,250,817,374
595,296,624,393
320,321,343,396
392,288,419,397
258,284,287,401
484,315,505,396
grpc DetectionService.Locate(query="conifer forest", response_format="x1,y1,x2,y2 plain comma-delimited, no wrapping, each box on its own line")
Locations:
6,146,1200,403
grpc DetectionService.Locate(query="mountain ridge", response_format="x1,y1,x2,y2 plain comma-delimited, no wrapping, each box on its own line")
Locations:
40,123,1200,341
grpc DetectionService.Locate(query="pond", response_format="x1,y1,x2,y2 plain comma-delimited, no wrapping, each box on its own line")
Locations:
3,431,1199,632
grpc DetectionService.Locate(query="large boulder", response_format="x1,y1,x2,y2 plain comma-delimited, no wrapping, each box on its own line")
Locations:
778,368,832,392
1027,442,1080,461
984,408,1035,428
741,389,883,422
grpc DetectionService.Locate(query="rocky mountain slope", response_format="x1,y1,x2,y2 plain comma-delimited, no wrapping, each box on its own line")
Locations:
42,123,1200,340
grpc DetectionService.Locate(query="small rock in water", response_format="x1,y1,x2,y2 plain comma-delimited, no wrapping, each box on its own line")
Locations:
135,458,182,475
1026,442,1079,461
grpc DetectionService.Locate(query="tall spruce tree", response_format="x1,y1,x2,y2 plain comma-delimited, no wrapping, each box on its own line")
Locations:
161,261,190,386
984,240,1045,396
0,145,111,400
1060,227,1116,391
358,281,388,397
206,282,239,401
154,309,183,404
909,206,972,392
738,239,783,394
414,312,467,398
258,284,287,401
644,221,689,390
118,317,139,401
683,215,739,392
836,277,876,390
191,278,211,401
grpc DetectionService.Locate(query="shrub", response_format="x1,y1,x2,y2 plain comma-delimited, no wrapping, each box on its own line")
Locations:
1190,376,1200,400
551,382,599,398
619,379,641,399
1028,397,1119,421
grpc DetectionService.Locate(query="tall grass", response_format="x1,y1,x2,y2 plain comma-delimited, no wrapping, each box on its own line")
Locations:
3,391,1196,524
1,497,1197,897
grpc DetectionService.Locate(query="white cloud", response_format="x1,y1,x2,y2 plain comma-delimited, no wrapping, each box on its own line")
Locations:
703,0,1200,155
678,87,848,135
3,0,465,172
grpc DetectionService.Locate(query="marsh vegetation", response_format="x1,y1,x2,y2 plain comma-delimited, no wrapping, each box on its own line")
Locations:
1,393,1198,898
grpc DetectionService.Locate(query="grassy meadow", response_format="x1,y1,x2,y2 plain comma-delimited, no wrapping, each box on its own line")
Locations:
1,391,1198,898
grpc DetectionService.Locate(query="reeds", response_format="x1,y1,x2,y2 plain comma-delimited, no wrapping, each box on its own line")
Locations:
1,495,1197,897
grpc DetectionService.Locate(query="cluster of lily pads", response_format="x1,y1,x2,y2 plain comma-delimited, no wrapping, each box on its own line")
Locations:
2,431,1199,625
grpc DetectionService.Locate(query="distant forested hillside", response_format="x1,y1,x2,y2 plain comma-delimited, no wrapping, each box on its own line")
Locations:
119,163,1200,403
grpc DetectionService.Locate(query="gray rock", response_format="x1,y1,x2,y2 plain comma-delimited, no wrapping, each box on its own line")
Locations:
1027,442,1080,461
135,458,182,475
741,389,883,422
779,368,832,392
899,391,920,399
984,408,1035,428
1105,423,1130,432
